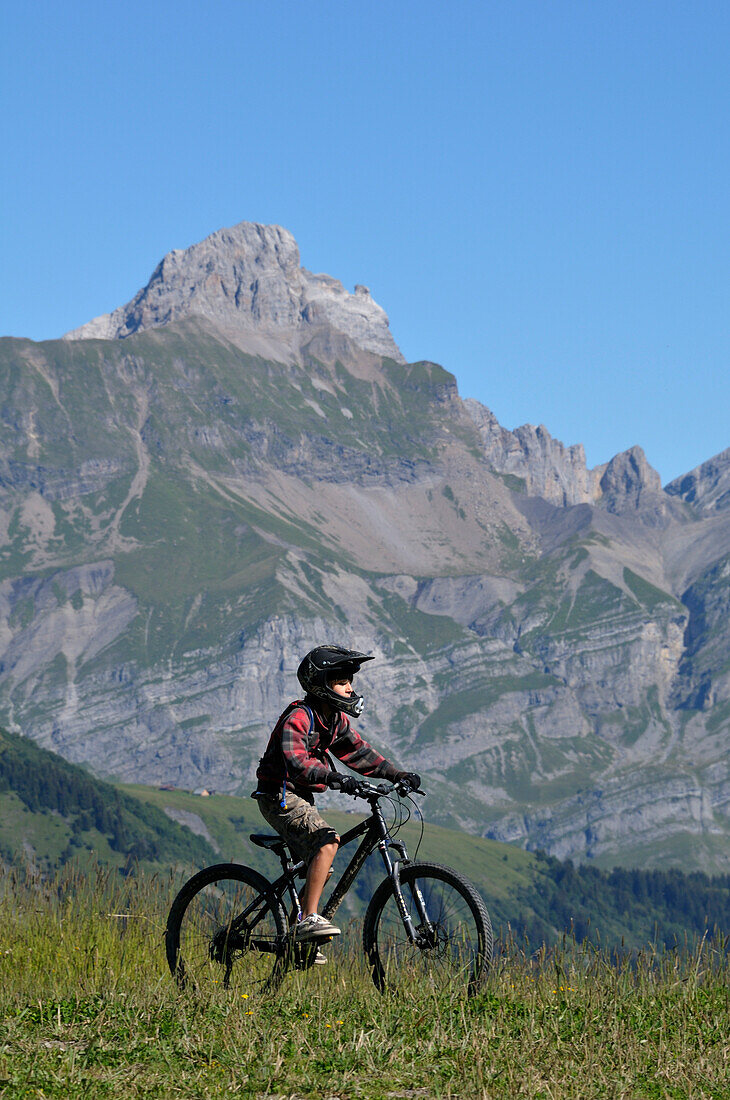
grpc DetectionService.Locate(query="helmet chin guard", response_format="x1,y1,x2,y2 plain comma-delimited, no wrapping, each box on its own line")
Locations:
342,690,365,718
296,645,374,718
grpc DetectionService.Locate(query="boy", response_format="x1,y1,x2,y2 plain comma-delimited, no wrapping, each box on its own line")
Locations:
254,644,420,944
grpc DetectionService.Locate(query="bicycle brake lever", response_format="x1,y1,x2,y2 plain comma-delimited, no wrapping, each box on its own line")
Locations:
396,782,425,797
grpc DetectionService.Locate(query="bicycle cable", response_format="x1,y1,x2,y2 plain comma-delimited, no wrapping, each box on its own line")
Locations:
382,791,402,836
407,792,425,861
378,787,425,861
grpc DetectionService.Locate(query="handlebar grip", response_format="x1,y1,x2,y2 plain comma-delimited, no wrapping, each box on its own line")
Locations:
394,779,425,796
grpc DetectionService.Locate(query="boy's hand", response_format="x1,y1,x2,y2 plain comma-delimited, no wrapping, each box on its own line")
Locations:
326,772,361,795
396,771,422,792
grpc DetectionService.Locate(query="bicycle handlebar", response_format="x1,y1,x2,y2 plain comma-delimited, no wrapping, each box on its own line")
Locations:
333,777,425,800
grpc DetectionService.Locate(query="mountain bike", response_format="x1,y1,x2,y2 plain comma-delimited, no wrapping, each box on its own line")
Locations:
165,778,492,996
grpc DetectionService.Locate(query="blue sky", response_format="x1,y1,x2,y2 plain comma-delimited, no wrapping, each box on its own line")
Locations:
2,0,729,483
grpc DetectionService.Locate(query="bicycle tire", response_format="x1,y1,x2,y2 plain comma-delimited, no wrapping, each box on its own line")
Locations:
166,863,289,995
363,861,492,996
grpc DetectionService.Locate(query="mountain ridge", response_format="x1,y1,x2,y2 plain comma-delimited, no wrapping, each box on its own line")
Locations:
2,221,730,873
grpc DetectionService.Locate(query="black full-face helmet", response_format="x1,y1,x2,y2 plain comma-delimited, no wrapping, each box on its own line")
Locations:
297,645,374,718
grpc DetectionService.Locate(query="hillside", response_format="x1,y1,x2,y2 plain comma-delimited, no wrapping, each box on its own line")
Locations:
0,727,215,873
1,722,728,948
1,220,730,871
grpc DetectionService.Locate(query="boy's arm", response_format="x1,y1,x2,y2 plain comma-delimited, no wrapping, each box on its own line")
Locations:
280,707,330,789
329,717,403,782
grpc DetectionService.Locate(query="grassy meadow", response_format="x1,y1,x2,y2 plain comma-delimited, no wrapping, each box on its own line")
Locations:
0,866,728,1099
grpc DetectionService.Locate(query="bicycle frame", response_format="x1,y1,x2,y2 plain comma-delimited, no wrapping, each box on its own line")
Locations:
265,789,425,944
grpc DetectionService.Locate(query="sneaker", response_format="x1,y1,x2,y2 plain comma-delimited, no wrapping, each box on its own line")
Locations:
295,913,341,941
313,948,327,965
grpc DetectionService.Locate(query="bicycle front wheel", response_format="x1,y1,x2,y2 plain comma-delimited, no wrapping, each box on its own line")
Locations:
166,863,289,995
363,861,492,996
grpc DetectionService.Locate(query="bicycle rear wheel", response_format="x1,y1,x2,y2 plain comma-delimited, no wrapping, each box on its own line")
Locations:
166,863,289,995
363,861,492,996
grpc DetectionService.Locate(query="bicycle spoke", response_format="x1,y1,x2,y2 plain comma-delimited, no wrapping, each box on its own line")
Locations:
167,866,288,995
364,863,491,995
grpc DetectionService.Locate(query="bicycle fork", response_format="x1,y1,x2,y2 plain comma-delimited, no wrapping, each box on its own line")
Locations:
376,834,432,947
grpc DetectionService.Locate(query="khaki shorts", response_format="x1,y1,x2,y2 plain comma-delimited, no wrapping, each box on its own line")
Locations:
255,790,339,866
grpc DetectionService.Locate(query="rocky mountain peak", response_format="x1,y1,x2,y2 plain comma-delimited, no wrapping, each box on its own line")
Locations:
464,399,599,506
63,221,405,363
665,447,730,513
598,445,664,514
6,273,730,873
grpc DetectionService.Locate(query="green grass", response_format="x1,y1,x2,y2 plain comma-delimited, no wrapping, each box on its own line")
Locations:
0,790,73,867
416,673,560,746
0,866,728,1098
0,728,217,876
491,469,528,494
623,568,684,612
370,592,467,654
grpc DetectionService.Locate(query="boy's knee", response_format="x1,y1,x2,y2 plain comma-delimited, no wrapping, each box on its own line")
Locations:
315,827,339,851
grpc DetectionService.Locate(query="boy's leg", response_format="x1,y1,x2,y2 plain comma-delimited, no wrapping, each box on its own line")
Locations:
300,841,339,918
255,790,342,940
256,790,339,899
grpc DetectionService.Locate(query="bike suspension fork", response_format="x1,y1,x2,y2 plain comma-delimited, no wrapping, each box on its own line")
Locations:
373,807,420,944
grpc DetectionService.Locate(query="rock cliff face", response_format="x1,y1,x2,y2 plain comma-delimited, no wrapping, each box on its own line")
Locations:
665,447,730,513
464,399,668,520
2,221,730,873
64,221,404,364
464,399,601,506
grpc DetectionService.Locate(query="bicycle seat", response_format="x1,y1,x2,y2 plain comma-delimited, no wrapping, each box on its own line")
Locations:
250,833,287,853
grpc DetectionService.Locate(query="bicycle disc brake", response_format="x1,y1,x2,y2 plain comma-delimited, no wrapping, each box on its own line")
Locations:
415,921,447,954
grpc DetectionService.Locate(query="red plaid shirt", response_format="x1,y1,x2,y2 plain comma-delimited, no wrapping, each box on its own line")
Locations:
256,697,401,795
